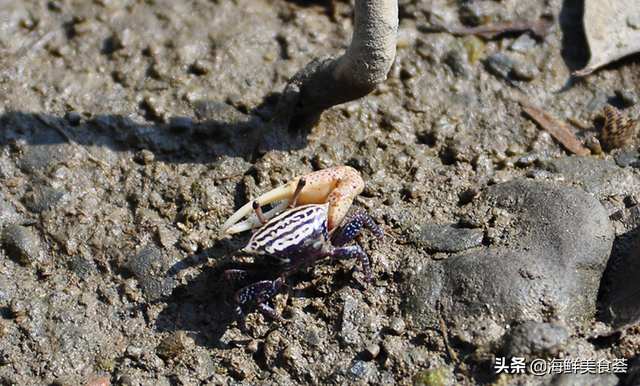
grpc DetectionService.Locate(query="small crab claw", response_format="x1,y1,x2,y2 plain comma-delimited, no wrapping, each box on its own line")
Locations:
218,166,364,236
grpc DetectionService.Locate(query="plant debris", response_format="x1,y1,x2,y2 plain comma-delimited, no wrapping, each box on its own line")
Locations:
521,103,591,155
574,0,640,75
427,14,554,40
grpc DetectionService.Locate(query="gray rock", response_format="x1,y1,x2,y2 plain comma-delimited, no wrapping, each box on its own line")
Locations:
510,34,537,53
453,316,506,346
503,322,568,358
193,99,234,121
403,180,613,334
2,224,42,266
413,222,483,253
459,1,499,26
23,182,64,212
599,231,640,328
615,89,638,107
66,254,98,281
0,201,20,228
484,51,539,82
546,156,638,198
341,293,361,347
169,117,195,133
18,132,68,174
614,149,640,168
443,50,469,77
349,360,373,380
125,248,175,301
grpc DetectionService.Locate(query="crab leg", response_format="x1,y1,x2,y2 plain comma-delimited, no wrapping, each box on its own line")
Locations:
218,166,364,236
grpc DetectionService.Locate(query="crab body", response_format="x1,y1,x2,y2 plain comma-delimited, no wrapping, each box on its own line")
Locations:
220,167,382,335
244,204,330,270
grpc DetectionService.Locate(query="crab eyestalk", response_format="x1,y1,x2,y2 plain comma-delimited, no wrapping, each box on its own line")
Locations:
252,200,268,225
289,177,307,208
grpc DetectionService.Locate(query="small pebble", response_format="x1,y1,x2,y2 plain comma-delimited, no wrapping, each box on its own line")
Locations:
105,32,124,53
50,44,72,57
484,52,516,80
583,136,603,155
227,93,243,105
364,343,380,359
9,299,26,318
134,149,155,165
179,236,198,253
484,51,538,82
614,149,640,167
65,111,82,125
169,117,194,132
304,326,322,347
126,346,142,359
142,95,165,120
349,360,369,379
48,1,63,12
628,13,640,29
399,64,417,79
156,331,194,359
505,143,523,157
511,63,539,81
21,18,36,29
282,344,301,362
459,1,499,26
443,50,468,77
389,317,406,335
192,58,213,75
245,339,260,354
227,356,254,379
3,224,41,266
615,89,639,107
51,378,76,386
510,34,537,53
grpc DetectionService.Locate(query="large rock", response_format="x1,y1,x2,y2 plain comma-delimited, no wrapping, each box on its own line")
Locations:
403,179,613,339
599,230,640,329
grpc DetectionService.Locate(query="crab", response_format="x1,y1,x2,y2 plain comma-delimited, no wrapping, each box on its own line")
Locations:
219,167,382,335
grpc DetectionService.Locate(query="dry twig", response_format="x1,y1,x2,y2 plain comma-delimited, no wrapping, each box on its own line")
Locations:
521,103,591,155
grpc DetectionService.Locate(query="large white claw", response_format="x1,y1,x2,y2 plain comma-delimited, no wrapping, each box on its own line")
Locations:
218,186,295,237
218,166,364,237
219,200,289,236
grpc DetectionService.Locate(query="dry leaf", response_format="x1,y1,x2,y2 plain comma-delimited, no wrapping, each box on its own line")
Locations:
521,103,591,155
575,0,640,76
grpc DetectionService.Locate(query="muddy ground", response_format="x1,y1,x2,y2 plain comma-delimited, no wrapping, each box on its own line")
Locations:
0,0,639,385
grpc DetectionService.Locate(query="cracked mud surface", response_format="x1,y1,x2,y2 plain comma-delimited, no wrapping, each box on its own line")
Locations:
1,0,639,385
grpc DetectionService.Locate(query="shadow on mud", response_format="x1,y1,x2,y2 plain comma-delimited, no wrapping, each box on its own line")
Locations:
0,99,316,166
153,248,240,349
0,104,319,349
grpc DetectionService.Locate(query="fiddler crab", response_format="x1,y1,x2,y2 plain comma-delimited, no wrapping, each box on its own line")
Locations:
218,166,383,335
